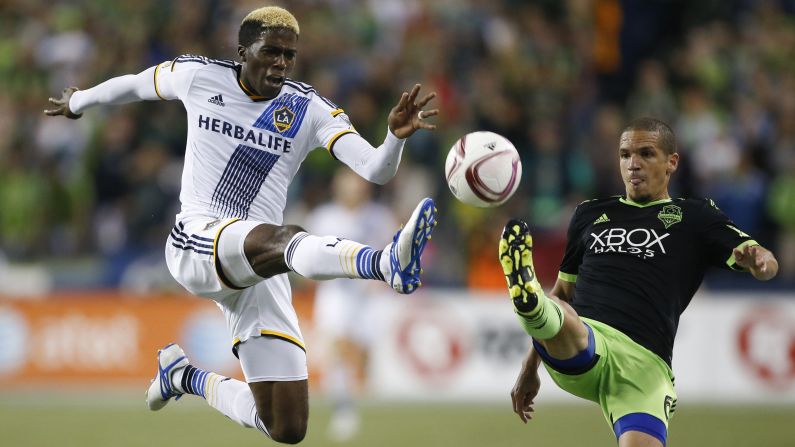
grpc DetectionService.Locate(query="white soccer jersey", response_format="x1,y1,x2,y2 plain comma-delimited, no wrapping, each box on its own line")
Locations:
154,54,357,224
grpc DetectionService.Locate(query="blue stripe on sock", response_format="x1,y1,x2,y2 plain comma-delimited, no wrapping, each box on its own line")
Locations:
190,369,199,395
356,247,383,280
365,250,373,278
194,371,203,397
198,371,207,398
180,365,212,398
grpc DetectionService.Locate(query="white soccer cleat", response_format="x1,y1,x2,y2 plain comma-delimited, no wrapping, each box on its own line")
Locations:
146,343,188,411
388,197,437,294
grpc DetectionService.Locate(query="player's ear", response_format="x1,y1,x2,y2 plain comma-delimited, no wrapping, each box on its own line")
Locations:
667,152,679,175
237,45,247,62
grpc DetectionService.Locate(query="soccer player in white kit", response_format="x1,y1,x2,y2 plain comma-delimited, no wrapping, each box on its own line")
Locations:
44,6,438,444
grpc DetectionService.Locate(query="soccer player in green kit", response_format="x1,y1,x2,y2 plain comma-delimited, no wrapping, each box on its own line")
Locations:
501,117,779,447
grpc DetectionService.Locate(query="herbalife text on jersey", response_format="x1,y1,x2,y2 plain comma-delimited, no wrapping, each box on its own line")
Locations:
198,115,292,153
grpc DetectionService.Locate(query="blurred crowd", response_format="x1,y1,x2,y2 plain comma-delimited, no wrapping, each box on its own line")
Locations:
1,0,794,293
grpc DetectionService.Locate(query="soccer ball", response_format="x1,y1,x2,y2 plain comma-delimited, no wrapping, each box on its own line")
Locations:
444,131,522,208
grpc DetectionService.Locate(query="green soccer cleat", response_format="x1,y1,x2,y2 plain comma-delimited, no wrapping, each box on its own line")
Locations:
499,219,544,316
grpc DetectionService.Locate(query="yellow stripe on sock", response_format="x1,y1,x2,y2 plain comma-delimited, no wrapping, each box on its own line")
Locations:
206,373,219,406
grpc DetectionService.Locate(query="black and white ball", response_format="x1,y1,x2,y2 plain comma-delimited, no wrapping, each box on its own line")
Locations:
444,131,522,208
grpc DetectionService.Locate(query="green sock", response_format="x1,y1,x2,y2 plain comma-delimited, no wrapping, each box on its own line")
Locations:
515,293,564,340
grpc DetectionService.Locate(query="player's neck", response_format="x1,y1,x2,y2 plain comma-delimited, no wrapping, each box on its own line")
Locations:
623,191,670,206
237,71,279,100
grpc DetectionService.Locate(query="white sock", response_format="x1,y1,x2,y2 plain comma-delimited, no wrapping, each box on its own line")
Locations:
284,232,387,281
207,378,271,438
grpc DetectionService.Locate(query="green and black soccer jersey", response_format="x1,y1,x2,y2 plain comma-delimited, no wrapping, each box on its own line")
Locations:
559,196,756,366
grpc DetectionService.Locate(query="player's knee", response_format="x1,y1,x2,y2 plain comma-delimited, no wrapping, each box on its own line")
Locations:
245,224,306,277
279,224,305,242
265,415,307,444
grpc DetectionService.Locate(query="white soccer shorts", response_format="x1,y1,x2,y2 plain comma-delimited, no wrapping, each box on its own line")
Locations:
164,215,306,380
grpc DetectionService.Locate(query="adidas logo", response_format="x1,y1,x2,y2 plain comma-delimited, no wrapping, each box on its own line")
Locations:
593,213,610,224
208,94,225,106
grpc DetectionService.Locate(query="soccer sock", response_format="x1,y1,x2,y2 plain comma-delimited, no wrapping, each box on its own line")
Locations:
514,291,565,340
207,377,272,438
284,232,385,281
173,365,227,399
171,365,269,437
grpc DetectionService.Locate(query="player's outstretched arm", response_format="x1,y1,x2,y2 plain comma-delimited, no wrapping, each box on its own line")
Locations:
43,66,162,118
733,244,778,281
44,87,83,119
511,345,543,424
326,84,438,185
387,83,438,139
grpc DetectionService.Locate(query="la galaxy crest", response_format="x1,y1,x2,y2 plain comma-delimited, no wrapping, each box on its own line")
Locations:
657,205,682,229
273,106,295,133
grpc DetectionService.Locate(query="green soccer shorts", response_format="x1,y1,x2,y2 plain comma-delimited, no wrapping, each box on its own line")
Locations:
539,317,677,431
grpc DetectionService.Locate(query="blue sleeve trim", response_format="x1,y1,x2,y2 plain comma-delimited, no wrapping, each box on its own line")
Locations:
613,413,667,446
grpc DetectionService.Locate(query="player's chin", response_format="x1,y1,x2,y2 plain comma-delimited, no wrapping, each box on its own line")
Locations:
626,187,650,202
628,193,653,203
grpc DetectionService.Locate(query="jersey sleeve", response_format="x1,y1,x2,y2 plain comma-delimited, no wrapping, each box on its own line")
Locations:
558,204,587,282
153,55,205,101
312,101,359,155
700,199,758,270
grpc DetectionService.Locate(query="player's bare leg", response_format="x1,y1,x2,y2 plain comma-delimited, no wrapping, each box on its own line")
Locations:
249,380,309,444
538,296,590,359
243,223,305,277
500,219,589,359
619,431,664,447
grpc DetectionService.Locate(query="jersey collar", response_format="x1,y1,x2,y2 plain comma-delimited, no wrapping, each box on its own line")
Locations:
619,196,673,208
235,66,272,102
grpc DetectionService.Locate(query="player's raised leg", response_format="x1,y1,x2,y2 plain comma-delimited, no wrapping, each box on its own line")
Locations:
500,219,591,359
277,197,437,293
499,219,565,339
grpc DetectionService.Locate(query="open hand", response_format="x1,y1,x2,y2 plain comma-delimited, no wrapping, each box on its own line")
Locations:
733,244,777,281
44,87,82,119
387,84,438,139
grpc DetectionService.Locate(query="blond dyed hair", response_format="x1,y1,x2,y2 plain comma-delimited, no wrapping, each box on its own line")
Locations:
242,6,299,35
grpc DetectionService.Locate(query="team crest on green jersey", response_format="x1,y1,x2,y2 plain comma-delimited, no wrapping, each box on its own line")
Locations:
273,106,295,133
657,205,682,229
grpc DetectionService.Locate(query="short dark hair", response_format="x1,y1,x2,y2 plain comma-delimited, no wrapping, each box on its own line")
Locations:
238,6,299,47
622,117,677,155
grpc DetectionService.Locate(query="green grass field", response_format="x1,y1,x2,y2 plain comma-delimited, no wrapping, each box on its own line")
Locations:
0,393,793,447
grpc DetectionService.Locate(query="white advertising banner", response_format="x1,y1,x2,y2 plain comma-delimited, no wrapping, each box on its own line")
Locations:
366,290,795,404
